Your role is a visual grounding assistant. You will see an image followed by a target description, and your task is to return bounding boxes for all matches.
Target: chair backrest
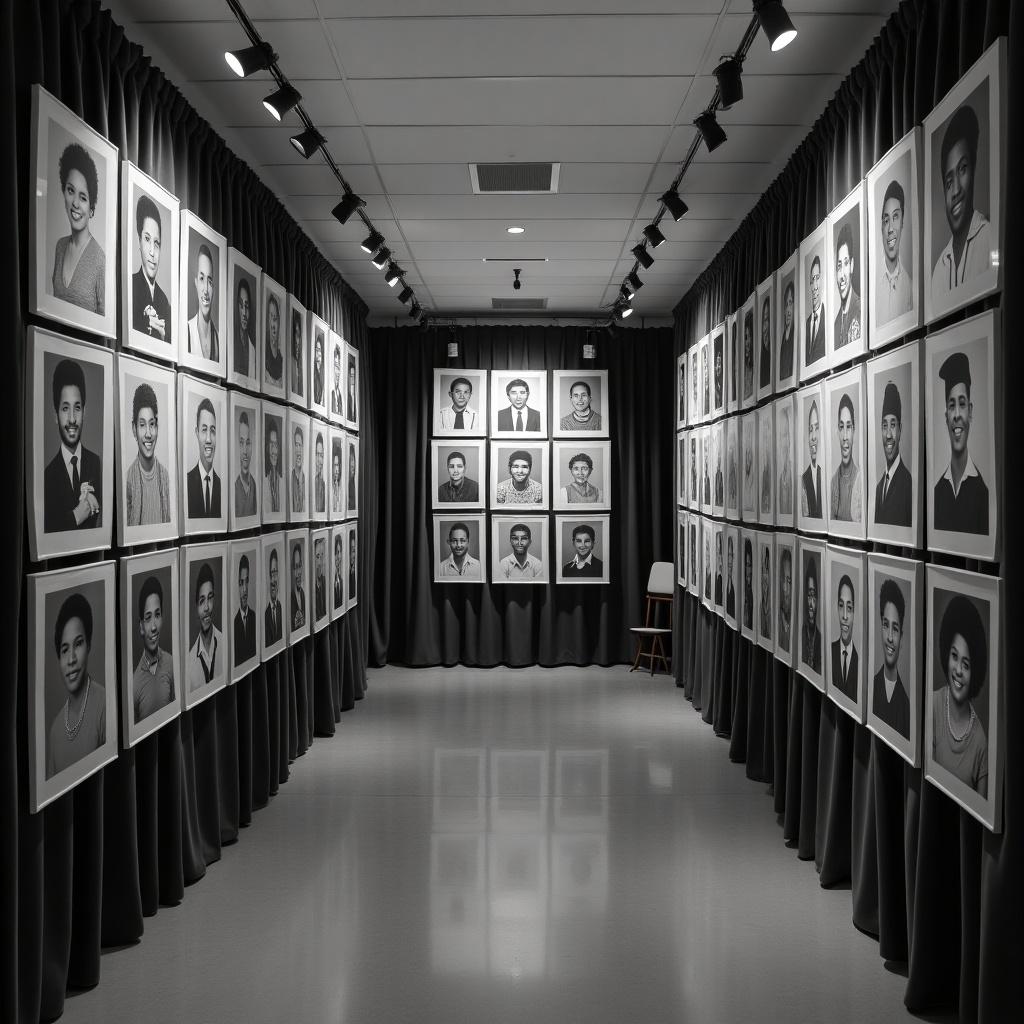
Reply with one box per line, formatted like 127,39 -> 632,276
647,561 -> 674,596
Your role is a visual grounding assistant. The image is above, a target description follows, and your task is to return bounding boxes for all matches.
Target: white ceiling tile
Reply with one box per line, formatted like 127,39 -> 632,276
231,126 -> 373,164
666,123 -> 808,164
272,164 -> 384,196
106,0 -> 318,20
398,220 -> 634,243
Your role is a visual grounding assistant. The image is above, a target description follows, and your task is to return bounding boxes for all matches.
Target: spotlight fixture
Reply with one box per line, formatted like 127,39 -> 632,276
289,126 -> 325,159
409,301 -> 422,319
331,191 -> 365,225
621,303 -> 634,319
627,271 -> 644,295
659,187 -> 689,222
360,230 -> 385,255
385,264 -> 403,287
398,285 -> 414,304
620,283 -> 633,302
225,42 -> 276,78
513,268 -> 522,291
614,298 -> 633,320
643,223 -> 666,248
713,57 -> 744,109
694,110 -> 727,153
632,244 -> 654,270
263,82 -> 302,121
371,246 -> 391,269
754,0 -> 798,51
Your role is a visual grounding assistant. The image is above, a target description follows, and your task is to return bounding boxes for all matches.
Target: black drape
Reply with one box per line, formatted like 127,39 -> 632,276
4,3 -> 370,1022
673,1 -> 1022,1021
364,324 -> 675,667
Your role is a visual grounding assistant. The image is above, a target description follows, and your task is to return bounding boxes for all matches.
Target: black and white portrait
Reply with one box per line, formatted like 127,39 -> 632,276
711,421 -> 725,518
116,353 -> 177,547
309,419 -> 329,524
556,515 -> 610,585
739,530 -> 755,641
713,522 -> 725,614
698,425 -> 712,516
688,517 -> 699,593
311,528 -> 331,632
433,514 -> 485,583
824,365 -> 866,541
757,404 -> 775,527
867,128 -> 922,348
724,525 -> 739,630
346,435 -> 359,519
925,565 -> 1002,831
726,311 -> 740,415
490,442 -> 549,510
433,369 -> 488,437
228,392 -> 260,532
677,510 -> 687,589
227,248 -> 260,389
756,274 -> 774,403
740,413 -> 757,522
866,554 -> 922,766
180,543 -> 226,708
308,311 -> 329,420
756,532 -> 774,651
775,535 -> 796,666
30,85 -> 118,340
330,427 -> 346,522
923,39 -> 1005,325
701,516 -> 713,611
700,335 -> 711,421
121,161 -> 179,363
776,250 -> 799,393
490,515 -> 549,584
286,529 -> 310,642
553,370 -> 608,437
27,561 -> 117,813
490,370 -> 548,439
796,382 -> 828,535
345,344 -> 359,431
799,221 -> 830,382
827,183 -> 868,366
711,326 -> 726,418
677,353 -> 687,430
345,523 -> 359,611
328,331 -> 346,426
229,540 -> 261,682
179,210 -> 227,378
725,416 -> 739,521
261,273 -> 287,399
120,549 -> 180,748
796,538 -> 825,691
740,293 -> 756,410
432,440 -> 485,510
866,343 -> 922,548
260,532 -> 287,660
28,328 -> 114,561
178,373 -> 228,536
689,430 -> 699,508
677,432 -> 687,508
825,545 -> 866,722
287,294 -> 307,408
285,409 -> 310,524
331,524 -> 347,619
552,440 -> 610,511
924,310 -> 999,561
261,401 -> 287,526
774,394 -> 795,529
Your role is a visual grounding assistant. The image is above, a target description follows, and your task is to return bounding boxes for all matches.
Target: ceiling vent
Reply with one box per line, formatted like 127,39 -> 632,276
470,162 -> 560,194
492,297 -> 548,310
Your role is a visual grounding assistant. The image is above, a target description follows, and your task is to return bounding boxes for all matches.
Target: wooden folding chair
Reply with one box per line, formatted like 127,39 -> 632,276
629,561 -> 674,675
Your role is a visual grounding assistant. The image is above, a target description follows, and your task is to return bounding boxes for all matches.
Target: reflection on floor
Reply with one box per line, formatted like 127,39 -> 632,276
61,666 -> 920,1024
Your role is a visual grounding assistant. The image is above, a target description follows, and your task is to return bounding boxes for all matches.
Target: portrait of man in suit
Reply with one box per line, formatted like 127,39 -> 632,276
777,546 -> 792,652
264,547 -> 282,645
331,344 -> 343,417
264,417 -> 281,515
874,380 -> 912,526
561,523 -> 603,579
830,574 -> 859,701
233,553 -> 256,667
290,425 -> 305,515
872,578 -> 910,739
759,294 -> 772,390
833,222 -> 862,351
290,541 -> 306,631
440,376 -> 478,431
713,338 -> 724,409
233,275 -> 255,380
44,358 -> 103,533
725,535 -> 736,618
131,193 -> 170,343
347,354 -> 358,425
801,555 -> 822,674
314,538 -> 327,621
497,378 -> 541,432
313,432 -> 326,514
759,545 -> 772,641
348,530 -> 357,598
186,397 -> 220,519
312,330 -> 324,407
805,254 -> 825,368
800,398 -> 823,519
714,533 -> 723,606
742,538 -> 753,630
333,534 -> 345,609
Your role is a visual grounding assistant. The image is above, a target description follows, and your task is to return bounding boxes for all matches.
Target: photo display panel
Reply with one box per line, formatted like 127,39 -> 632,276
490,369 -> 548,439
555,514 -> 610,585
226,247 -> 261,389
180,542 -> 227,708
260,272 -> 287,399
799,219 -> 830,383
433,369 -> 488,437
775,250 -> 799,393
178,210 -> 227,378
825,545 -> 867,723
228,390 -> 261,532
434,514 -> 486,583
178,373 -> 228,537
755,274 -> 775,403
432,440 -> 486,511
552,369 -> 608,437
827,182 -> 869,368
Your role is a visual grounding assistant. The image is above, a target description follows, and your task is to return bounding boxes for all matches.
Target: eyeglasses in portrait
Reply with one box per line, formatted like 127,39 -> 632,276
739,529 -> 755,641
329,427 -> 347,522
121,161 -> 179,364
116,353 -> 178,547
345,523 -> 359,612
286,293 -> 308,409
285,409 -> 310,525
228,393 -> 261,532
824,364 -> 867,542
178,210 -> 227,379
308,311 -> 330,420
330,524 -> 348,619
178,373 -> 228,537
226,248 -> 261,389
490,369 -> 549,439
261,401 -> 287,526
924,565 -> 1002,831
552,369 -> 608,438
229,540 -> 261,682
490,441 -> 549,511
180,543 -> 227,708
490,515 -> 549,585
27,561 -> 118,813
799,220 -> 830,384
775,250 -> 799,393
755,532 -> 774,649
740,412 -> 758,523
432,440 -> 485,511
345,344 -> 359,431
774,534 -> 796,664
346,434 -> 359,520
757,403 -> 775,527
310,528 -> 331,632
756,273 -> 775,403
923,39 -> 1005,325
723,525 -> 739,630
774,394 -> 796,530
29,85 -> 117,340
309,419 -> 329,524
433,369 -> 488,437
796,537 -> 825,691
433,514 -> 486,584
552,440 -> 610,511
824,545 -> 866,722
328,331 -> 346,426
555,514 -> 610,585
27,327 -> 113,561
826,182 -> 868,368
796,381 -> 829,536
260,532 -> 287,660
260,272 -> 287,399
285,529 -> 310,642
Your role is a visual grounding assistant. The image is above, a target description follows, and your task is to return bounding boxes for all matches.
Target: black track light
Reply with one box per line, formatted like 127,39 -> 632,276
627,271 -> 644,295
513,268 -> 522,291
225,42 -> 276,78
360,230 -> 385,255
620,302 -> 634,319
385,264 -> 403,287
754,1 -> 798,52
694,110 -> 727,153
419,313 -> 431,329
643,223 -> 666,248
632,244 -> 654,270
660,188 -> 689,222
371,246 -> 391,269
263,83 -> 302,121
409,301 -> 421,319
331,191 -> 365,225
398,285 -> 414,304
620,283 -> 633,302
713,57 -> 744,109
289,126 -> 325,159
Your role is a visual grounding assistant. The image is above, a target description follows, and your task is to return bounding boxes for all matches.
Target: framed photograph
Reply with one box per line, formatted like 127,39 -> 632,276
286,294 -> 308,408
121,161 -> 178,363
755,532 -> 774,650
180,542 -> 227,708
490,441 -> 549,510
740,412 -> 757,523
432,440 -> 485,510
261,401 -> 287,526
824,364 -> 866,541
259,532 -> 287,660
827,182 -> 868,367
925,565 -> 1002,831
228,539 -> 261,682
710,324 -> 726,419
867,553 -> 923,766
711,420 -> 725,518
120,549 -> 180,748
688,515 -> 700,595
552,369 -> 608,436
796,537 -> 826,690
677,510 -> 687,589
774,533 -> 796,665
226,248 -> 260,389
923,38 -> 1005,325
776,250 -> 799,392
328,331 -> 346,425
345,433 -> 359,519
924,310 -> 999,561
30,85 -> 117,339
688,429 -> 700,509
345,522 -> 359,611
796,382 -> 828,535
739,529 -> 755,639
700,516 -> 713,610
866,341 -> 922,548
825,545 -> 866,722
755,273 -> 775,402
178,210 -> 227,378
677,431 -> 687,508
490,515 -> 549,583
178,373 -> 228,537
726,312 -> 740,415
308,418 -> 329,523
433,369 -> 488,437
285,408 -> 310,524
799,219 -> 830,382
676,352 -> 687,430
310,528 -> 331,632
116,352 -> 178,547
723,525 -> 739,630
345,342 -> 360,431
556,514 -> 610,584
27,562 -> 118,813
775,394 -> 796,529
696,335 -> 709,423
329,427 -> 347,522
434,514 -> 486,583
307,311 -> 329,419
757,403 -> 775,526
553,440 -> 610,511
260,273 -> 287,398
739,292 -> 757,410
490,369 -> 548,438
27,329 -> 113,561
725,416 -> 739,521
228,391 -> 260,532
712,521 -> 725,614
285,529 -> 310,641
330,524 -> 348,619
867,128 -> 923,348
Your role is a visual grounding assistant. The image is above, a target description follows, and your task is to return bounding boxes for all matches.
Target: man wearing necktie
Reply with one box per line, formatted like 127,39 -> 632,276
186,396 -> 221,520
800,398 -> 823,520
290,425 -> 305,514
830,573 -> 859,702
873,380 -> 912,526
497,378 -> 541,432
804,254 -> 826,369
264,547 -> 283,645
439,376 -> 478,431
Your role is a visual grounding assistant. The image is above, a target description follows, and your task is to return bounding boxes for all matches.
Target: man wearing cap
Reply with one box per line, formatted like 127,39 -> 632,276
497,378 -> 541,432
874,380 -> 912,526
877,179 -> 913,322
934,350 -> 988,534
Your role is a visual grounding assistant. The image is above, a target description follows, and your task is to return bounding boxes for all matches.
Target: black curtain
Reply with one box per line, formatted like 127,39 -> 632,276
673,1 -> 1022,1021
3,3 -> 370,1022
364,323 -> 676,667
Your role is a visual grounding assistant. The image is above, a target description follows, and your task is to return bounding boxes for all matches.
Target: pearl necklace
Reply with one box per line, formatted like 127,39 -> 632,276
945,689 -> 975,744
64,677 -> 91,740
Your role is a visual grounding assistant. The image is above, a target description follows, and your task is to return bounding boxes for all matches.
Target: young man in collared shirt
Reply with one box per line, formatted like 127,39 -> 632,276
437,451 -> 480,503
874,381 -> 912,526
877,180 -> 913,322
132,575 -> 175,722
499,523 -> 544,580
437,522 -> 481,579
187,562 -> 222,693
830,574 -> 859,701
562,524 -> 602,579
829,393 -> 862,522
440,377 -> 478,431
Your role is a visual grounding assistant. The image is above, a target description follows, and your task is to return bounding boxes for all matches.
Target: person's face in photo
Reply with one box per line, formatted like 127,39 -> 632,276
881,598 -> 901,673
570,383 -> 591,414
810,257 -> 822,313
133,401 -> 158,465
882,194 -> 904,265
315,436 -> 324,479
570,459 -> 592,486
238,417 -> 251,477
197,577 -> 214,638
942,137 -> 975,236
315,542 -> 324,581
138,214 -> 161,284
510,458 -> 531,484
836,242 -> 853,306
292,545 -> 303,593
945,381 -> 972,456
267,426 -> 279,471
573,530 -> 594,559
447,456 -> 465,484
946,630 -> 973,709
744,321 -> 752,365
267,297 -> 279,350
837,403 -> 854,467
333,350 -> 341,388
727,539 -> 734,576
510,528 -> 531,558
782,410 -> 791,452
881,407 -> 901,469
333,452 -> 340,485
195,250 -> 214,324
715,351 -> 722,383
58,612 -> 90,697
238,563 -> 249,614
715,537 -> 722,572
349,535 -> 356,570
805,569 -> 818,629
139,590 -> 162,656
761,301 -> 770,344
838,581 -> 854,646
781,555 -> 792,614
237,282 -> 251,337
293,430 -> 303,473
292,315 -> 302,359
334,540 -> 342,577
348,363 -> 356,394
808,403 -> 819,466
196,406 -> 216,473
744,546 -> 752,589
63,167 -> 94,237
268,551 -> 279,602
508,384 -> 529,411
450,381 -> 472,412
784,286 -> 794,332
56,381 -> 84,452
448,527 -> 469,560
315,338 -> 323,375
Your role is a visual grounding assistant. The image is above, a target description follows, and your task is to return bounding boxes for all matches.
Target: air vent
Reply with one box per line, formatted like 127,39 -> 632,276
470,162 -> 560,194
492,297 -> 548,310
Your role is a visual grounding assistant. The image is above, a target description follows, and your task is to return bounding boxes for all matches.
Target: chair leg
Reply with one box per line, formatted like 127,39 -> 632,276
629,637 -> 644,672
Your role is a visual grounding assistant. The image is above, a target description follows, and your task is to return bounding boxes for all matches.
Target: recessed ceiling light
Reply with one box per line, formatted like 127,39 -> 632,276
506,225 -> 525,234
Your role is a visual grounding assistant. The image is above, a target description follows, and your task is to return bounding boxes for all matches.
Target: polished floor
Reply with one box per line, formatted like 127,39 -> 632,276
62,666 -> 920,1024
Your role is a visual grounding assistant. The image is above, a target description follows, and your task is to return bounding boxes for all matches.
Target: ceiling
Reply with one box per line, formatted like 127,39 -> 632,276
101,0 -> 898,323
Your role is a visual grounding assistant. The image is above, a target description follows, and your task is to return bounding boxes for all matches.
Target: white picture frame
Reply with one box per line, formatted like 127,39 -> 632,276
756,403 -> 775,526
739,291 -> 757,410
726,312 -> 740,415
432,440 -> 486,511
286,293 -> 308,409
796,381 -> 829,535
775,250 -> 800,392
330,524 -> 348,619
677,509 -> 687,589
490,515 -> 549,584
552,369 -> 608,437
307,311 -> 329,419
345,433 -> 359,520
308,417 -> 330,524
285,408 -> 310,525
490,441 -> 549,511
710,324 -> 727,419
824,545 -> 867,723
740,412 -> 757,523
260,401 -> 287,527
827,182 -> 869,368
711,420 -> 725,518
260,272 -> 287,399
228,390 -> 261,533
755,532 -> 774,650
226,247 -> 260,389
178,209 -> 227,379
328,330 -> 346,426
345,522 -> 359,611
774,533 -> 796,666
228,539 -> 261,683
260,532 -> 287,660
755,273 -> 775,402
180,542 -> 227,709
723,525 -> 739,630
552,439 -> 610,511
433,369 -> 488,437
700,516 -> 713,610
555,514 -> 610,585
798,219 -> 830,383
344,342 -> 360,431
774,393 -> 796,530
823,363 -> 867,542
688,515 -> 700,595
310,528 -> 331,632
795,537 -> 826,691
329,427 -> 347,522
285,529 -> 310,642
178,373 -> 228,537
676,352 -> 687,430
739,529 -> 755,640
490,369 -> 548,439
725,416 -> 739,521
712,521 -> 725,615
434,514 -> 486,583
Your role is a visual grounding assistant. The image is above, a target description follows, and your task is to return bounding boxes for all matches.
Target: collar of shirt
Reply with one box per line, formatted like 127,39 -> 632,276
941,454 -> 980,496
882,453 -> 902,481
939,210 -> 989,269
141,273 -> 156,300
444,554 -> 478,576
238,472 -> 254,495
882,259 -> 905,289
571,553 -> 593,568
839,638 -> 853,663
61,441 -> 84,485
136,648 -> 163,675
506,554 -> 539,573
197,630 -> 217,667
569,481 -> 596,498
